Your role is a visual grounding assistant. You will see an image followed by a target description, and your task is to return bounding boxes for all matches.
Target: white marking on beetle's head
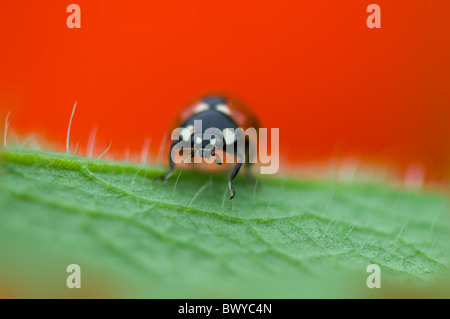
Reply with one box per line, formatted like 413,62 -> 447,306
195,136 -> 202,144
181,125 -> 194,141
223,128 -> 236,145
210,137 -> 216,146
194,102 -> 210,113
216,104 -> 231,115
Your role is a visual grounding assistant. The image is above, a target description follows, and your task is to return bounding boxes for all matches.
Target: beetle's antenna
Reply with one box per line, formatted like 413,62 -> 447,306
4,111 -> 11,147
87,126 -> 97,158
141,137 -> 151,164
66,101 -> 77,154
98,139 -> 112,159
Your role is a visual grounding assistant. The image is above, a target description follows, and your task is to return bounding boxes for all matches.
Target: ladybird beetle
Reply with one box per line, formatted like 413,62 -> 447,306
154,94 -> 259,200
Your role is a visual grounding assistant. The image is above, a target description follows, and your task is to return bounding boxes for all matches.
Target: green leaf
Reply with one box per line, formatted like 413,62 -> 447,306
0,148 -> 449,298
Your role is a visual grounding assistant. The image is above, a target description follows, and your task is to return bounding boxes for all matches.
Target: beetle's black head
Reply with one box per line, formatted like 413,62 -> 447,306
177,108 -> 239,159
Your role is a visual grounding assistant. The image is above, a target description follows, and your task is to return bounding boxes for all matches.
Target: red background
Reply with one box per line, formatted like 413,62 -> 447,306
1,1 -> 449,183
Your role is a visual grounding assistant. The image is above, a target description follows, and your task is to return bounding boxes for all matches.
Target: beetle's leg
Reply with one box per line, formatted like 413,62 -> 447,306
244,137 -> 255,184
228,161 -> 243,200
153,141 -> 193,182
153,141 -> 176,182
215,151 -> 222,165
228,136 -> 254,199
162,150 -> 194,182
228,145 -> 246,200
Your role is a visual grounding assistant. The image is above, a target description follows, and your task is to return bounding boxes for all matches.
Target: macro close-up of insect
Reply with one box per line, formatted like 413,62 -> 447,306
154,94 -> 260,199
1,1 -> 450,302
